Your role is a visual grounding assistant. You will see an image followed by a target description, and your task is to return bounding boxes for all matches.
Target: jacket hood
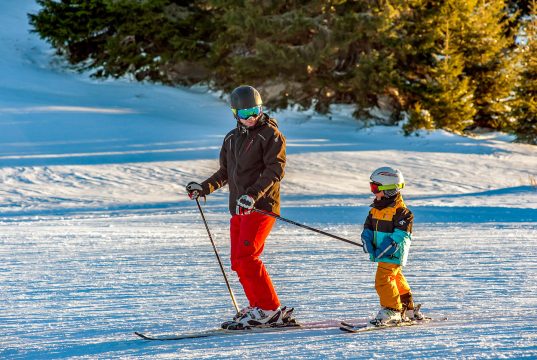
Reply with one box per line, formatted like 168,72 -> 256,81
266,115 -> 278,128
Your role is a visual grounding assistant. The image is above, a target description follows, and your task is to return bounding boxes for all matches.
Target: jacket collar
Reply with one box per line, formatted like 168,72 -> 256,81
236,113 -> 270,134
371,193 -> 403,210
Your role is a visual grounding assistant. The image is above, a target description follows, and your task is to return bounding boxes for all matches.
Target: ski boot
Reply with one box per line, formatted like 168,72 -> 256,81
280,307 -> 299,327
406,304 -> 424,320
222,307 -> 283,330
370,307 -> 402,326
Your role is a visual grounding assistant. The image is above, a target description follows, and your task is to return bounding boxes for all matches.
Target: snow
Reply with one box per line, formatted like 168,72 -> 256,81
1,0 -> 537,358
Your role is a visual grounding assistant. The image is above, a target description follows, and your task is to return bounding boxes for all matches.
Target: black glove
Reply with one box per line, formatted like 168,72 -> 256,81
236,194 -> 255,215
186,182 -> 203,200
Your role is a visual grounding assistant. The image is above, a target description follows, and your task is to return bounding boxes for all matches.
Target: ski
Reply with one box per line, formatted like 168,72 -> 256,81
134,329 -> 223,341
339,316 -> 447,334
135,318 -> 358,341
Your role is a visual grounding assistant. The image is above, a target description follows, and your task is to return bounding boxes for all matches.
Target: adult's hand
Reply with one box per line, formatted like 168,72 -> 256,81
186,182 -> 203,200
236,194 -> 255,215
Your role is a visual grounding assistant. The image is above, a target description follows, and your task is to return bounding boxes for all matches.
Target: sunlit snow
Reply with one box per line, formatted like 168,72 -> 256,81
1,1 -> 536,359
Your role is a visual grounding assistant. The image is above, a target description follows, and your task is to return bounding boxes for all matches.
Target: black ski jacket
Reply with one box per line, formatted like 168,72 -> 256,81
201,114 -> 286,215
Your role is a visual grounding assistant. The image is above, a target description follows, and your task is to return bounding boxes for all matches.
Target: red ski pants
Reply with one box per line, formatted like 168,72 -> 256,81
230,212 -> 280,311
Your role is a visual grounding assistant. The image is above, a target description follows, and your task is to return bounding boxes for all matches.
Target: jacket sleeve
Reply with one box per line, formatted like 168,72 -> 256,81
391,207 -> 413,265
201,136 -> 229,195
362,212 -> 375,261
391,207 -> 413,244
395,208 -> 413,232
245,130 -> 286,201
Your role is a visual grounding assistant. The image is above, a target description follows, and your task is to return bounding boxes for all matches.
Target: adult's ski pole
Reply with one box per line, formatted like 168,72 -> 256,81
195,198 -> 240,314
252,208 -> 363,248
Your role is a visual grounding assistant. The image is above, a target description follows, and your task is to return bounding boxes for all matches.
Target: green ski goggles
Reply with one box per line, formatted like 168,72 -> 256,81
232,105 -> 262,120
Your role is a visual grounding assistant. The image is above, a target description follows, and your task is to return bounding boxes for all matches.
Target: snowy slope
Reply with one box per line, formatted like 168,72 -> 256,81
1,1 -> 537,359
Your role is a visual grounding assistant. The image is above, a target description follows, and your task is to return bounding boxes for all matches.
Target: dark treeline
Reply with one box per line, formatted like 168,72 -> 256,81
30,0 -> 536,143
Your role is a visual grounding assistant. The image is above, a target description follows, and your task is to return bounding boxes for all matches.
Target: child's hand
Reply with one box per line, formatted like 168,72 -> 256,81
374,237 -> 399,259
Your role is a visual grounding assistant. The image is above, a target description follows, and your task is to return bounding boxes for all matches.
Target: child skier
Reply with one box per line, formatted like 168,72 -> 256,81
361,166 -> 423,324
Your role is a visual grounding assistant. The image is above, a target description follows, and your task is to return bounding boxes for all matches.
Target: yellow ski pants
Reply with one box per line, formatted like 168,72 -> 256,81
375,262 -> 411,311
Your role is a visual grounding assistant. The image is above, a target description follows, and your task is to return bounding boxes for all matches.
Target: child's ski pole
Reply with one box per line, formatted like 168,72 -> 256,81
196,198 -> 240,314
252,208 -> 363,248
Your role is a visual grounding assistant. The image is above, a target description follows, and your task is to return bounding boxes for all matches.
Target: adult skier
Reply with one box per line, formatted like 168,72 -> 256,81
361,167 -> 424,324
186,85 -> 288,329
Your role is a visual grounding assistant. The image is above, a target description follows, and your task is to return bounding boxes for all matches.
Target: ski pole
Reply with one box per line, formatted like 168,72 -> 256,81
195,198 -> 240,314
252,208 -> 363,248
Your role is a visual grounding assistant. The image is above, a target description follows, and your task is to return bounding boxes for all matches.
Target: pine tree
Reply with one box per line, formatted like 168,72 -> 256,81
424,0 -> 476,132
208,1 -> 412,114
101,0 -> 220,82
398,0 -> 475,133
512,0 -> 537,144
454,0 -> 517,130
209,0 -> 328,107
388,0 -> 445,128
29,0 -> 113,63
404,102 -> 435,134
402,0 -> 517,133
29,1 -> 221,83
323,1 -> 401,117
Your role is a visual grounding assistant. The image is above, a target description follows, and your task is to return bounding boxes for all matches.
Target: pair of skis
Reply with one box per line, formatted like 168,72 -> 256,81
135,316 -> 445,341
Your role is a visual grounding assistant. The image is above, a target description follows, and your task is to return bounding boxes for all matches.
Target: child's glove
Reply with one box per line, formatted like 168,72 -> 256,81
361,229 -> 375,254
374,236 -> 399,259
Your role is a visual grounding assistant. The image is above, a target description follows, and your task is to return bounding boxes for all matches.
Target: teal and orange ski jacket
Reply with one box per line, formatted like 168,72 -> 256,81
362,193 -> 413,266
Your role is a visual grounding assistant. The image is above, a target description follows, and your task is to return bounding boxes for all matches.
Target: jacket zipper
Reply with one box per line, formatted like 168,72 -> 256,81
243,138 -> 254,153
232,131 -> 253,196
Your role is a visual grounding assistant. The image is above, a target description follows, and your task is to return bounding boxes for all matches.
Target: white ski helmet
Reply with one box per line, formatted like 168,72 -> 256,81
369,166 -> 405,197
